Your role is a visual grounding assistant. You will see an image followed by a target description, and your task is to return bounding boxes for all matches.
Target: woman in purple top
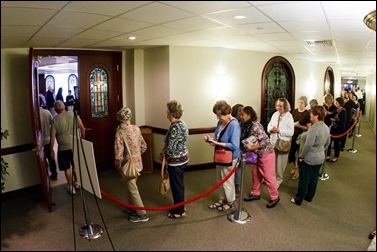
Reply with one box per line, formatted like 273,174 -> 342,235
241,106 -> 280,209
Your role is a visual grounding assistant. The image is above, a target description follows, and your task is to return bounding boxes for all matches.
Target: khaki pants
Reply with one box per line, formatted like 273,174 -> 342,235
126,177 -> 146,216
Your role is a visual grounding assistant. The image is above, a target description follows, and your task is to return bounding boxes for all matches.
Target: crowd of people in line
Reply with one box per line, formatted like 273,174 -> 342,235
36,84 -> 372,250
38,87 -> 365,222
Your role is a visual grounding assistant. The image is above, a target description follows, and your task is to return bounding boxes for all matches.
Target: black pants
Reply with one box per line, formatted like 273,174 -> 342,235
294,160 -> 321,204
43,144 -> 57,177
168,163 -> 187,215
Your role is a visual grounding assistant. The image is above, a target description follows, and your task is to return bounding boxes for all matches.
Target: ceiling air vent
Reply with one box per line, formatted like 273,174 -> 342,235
306,40 -> 334,46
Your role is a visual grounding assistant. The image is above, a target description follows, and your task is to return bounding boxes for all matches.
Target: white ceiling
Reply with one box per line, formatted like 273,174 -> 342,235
1,1 -> 376,79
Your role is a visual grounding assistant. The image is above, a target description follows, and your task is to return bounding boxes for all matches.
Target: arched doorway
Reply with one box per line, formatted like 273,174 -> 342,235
261,56 -> 295,129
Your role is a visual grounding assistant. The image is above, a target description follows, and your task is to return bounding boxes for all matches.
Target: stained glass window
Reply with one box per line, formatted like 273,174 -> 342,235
90,67 -> 109,118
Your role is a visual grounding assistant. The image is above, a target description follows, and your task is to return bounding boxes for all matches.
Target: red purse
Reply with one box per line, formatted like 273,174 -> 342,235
214,147 -> 233,166
213,120 -> 234,166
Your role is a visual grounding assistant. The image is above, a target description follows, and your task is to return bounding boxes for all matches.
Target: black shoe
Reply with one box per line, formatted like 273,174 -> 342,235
244,194 -> 261,202
304,197 -> 312,202
122,208 -> 137,216
49,175 -> 58,180
340,148 -> 344,152
348,133 -> 353,138
266,197 -> 280,208
369,230 -> 376,240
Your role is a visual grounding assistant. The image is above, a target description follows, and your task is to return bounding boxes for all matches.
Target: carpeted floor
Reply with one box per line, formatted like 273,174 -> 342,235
1,118 -> 376,251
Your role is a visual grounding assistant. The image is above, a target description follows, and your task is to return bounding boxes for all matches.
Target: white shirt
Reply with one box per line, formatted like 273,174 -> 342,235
267,111 -> 294,145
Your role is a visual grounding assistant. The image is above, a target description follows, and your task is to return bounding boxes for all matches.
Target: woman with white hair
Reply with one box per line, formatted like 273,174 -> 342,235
267,98 -> 294,189
114,107 -> 148,223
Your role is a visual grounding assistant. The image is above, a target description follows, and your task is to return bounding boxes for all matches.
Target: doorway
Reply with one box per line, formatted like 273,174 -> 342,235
30,50 -> 122,204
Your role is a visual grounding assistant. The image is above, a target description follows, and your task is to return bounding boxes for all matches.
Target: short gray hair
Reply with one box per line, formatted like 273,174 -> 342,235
54,100 -> 65,113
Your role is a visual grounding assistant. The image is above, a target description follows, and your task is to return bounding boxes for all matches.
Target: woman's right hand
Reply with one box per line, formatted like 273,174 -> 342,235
204,134 -> 212,143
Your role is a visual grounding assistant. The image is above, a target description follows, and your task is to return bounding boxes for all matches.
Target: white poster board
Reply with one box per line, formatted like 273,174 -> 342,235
71,136 -> 102,199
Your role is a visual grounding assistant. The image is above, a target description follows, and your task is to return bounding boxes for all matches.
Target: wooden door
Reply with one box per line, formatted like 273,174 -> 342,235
79,52 -> 122,172
29,48 -> 53,212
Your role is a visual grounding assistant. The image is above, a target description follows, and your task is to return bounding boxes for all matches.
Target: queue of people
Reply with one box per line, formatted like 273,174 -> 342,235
42,92 -> 362,224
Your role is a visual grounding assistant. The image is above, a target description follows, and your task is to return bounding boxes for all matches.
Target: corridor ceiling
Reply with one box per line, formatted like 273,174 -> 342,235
1,1 -> 375,79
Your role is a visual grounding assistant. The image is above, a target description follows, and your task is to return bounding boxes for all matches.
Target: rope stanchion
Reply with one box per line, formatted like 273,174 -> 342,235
356,118 -> 362,137
319,151 -> 329,181
347,120 -> 359,153
101,159 -> 241,212
227,154 -> 251,224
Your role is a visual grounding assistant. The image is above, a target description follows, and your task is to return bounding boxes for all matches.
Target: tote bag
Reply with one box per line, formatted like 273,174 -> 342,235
119,130 -> 140,180
159,155 -> 170,195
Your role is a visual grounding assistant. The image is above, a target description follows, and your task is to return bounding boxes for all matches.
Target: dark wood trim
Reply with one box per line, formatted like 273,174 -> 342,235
189,127 -> 216,134
1,143 -> 35,156
153,161 -> 215,172
141,126 -> 215,135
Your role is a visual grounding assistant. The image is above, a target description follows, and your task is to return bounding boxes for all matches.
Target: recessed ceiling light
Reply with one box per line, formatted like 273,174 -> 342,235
233,15 -> 246,20
127,36 -> 136,40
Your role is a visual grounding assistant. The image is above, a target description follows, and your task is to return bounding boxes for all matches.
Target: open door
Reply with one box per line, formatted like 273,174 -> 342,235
29,48 -> 53,212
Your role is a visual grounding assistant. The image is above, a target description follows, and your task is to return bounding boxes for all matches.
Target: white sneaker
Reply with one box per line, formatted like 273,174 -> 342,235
67,186 -> 76,195
74,183 -> 81,190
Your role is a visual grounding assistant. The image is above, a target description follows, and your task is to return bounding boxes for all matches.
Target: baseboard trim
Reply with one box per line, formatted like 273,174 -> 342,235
1,184 -> 42,200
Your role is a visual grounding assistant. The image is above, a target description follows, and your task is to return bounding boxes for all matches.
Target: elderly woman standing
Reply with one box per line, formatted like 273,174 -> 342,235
267,98 -> 294,189
114,107 -> 148,223
161,100 -> 189,219
288,96 -> 311,180
291,105 -> 330,205
204,100 -> 240,211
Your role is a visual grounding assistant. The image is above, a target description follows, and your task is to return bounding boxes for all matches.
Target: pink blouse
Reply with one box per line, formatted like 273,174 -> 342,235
114,123 -> 147,172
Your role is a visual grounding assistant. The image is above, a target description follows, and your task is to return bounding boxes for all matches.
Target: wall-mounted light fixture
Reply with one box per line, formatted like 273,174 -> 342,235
364,10 -> 376,31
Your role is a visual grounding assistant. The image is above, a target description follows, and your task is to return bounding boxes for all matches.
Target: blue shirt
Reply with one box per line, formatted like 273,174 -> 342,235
214,119 -> 240,160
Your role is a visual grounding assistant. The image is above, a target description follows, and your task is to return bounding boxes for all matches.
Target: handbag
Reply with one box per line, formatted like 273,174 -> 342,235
213,120 -> 234,166
275,138 -> 291,153
159,155 -> 170,195
214,146 -> 233,166
119,130 -> 140,180
274,114 -> 291,154
244,151 -> 258,164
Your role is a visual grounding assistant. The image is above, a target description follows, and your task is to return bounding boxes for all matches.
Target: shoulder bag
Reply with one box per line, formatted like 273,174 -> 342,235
118,130 -> 140,180
244,151 -> 258,164
213,119 -> 234,166
274,114 -> 291,153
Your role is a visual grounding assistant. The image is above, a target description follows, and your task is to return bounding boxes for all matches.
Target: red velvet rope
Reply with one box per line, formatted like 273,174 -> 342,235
330,118 -> 358,139
100,158 -> 241,211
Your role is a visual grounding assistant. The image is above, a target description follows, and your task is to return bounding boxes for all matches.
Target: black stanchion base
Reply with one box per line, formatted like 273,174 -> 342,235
347,149 -> 357,153
227,209 -> 251,224
79,223 -> 103,240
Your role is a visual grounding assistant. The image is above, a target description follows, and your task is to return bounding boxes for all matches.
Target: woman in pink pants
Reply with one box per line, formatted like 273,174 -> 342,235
240,106 -> 280,209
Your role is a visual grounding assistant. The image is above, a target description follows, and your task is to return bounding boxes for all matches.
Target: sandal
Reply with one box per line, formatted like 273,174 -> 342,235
217,203 -> 234,211
209,201 -> 223,209
167,212 -> 186,219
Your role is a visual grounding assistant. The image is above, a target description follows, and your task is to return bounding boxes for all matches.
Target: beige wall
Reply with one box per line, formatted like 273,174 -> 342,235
1,46 -> 375,193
